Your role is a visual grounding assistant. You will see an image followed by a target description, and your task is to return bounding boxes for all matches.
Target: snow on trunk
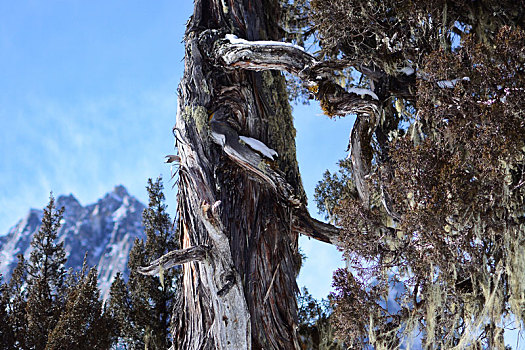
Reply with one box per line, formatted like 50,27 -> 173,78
239,136 -> 278,160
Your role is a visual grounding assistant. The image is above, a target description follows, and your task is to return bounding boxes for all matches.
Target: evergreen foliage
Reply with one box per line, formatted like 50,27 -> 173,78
107,272 -> 135,347
297,288 -> 342,350
46,266 -> 112,350
0,184 -> 177,349
0,195 -> 110,350
0,273 -> 15,349
108,177 -> 179,349
0,2 -> 522,348
310,0 -> 525,74
25,194 -> 68,350
6,255 -> 29,349
27,195 -> 67,287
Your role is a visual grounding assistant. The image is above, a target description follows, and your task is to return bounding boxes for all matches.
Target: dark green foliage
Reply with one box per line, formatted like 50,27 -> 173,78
0,195 -> 110,349
311,0 -> 525,73
279,0 -> 312,47
142,177 -> 179,266
25,194 -> 68,350
5,255 -> 29,349
297,288 -> 343,350
108,177 -> 179,349
26,277 -> 56,349
27,195 -> 67,286
107,272 -> 135,347
314,159 -> 356,222
0,274 -> 15,349
0,183 -> 176,349
46,267 -> 113,350
121,240 -> 152,349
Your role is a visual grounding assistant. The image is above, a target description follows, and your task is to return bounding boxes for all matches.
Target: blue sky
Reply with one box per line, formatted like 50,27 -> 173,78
0,1 -> 352,300
2,4 -> 523,347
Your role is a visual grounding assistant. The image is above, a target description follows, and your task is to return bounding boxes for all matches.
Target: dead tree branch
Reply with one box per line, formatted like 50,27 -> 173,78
216,35 -> 380,117
210,120 -> 301,207
137,245 -> 211,276
292,206 -> 341,246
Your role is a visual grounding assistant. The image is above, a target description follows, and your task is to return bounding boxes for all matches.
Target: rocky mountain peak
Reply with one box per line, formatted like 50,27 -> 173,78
0,186 -> 146,300
56,193 -> 80,208
56,194 -> 83,220
112,184 -> 129,199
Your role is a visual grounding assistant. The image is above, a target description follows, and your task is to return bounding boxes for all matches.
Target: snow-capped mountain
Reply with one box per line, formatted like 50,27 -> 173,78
0,185 -> 146,299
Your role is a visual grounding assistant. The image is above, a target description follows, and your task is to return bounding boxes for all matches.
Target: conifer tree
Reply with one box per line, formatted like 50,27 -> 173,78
2,197 -> 115,350
130,0 -> 523,347
109,177 -> 178,349
107,272 -> 135,348
297,288 -> 342,350
5,255 -> 28,349
137,1 -> 339,346
307,1 -> 525,347
46,267 -> 112,350
0,273 -> 15,349
25,194 -> 67,350
110,240 -> 149,349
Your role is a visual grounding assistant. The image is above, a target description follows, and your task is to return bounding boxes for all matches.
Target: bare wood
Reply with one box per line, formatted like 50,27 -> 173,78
216,36 -> 380,117
171,1 -> 304,348
350,116 -> 374,208
210,120 -> 301,207
217,37 -> 314,77
217,34 -> 409,221
215,33 -> 410,230
292,206 -> 341,246
217,36 -> 359,80
263,262 -> 281,303
175,118 -> 253,349
210,119 -> 342,246
137,245 -> 210,276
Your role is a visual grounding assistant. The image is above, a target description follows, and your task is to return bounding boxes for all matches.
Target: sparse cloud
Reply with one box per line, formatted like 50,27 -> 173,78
0,86 -> 179,234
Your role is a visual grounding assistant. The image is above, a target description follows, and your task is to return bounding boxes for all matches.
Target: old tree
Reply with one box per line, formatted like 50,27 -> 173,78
139,0 -> 525,349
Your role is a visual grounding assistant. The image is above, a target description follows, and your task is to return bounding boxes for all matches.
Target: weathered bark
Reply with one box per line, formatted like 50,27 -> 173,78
138,1 -> 385,348
216,35 -> 380,116
349,115 -> 374,208
170,1 -> 305,349
292,205 -> 342,246
137,245 -> 210,276
215,31 -> 385,215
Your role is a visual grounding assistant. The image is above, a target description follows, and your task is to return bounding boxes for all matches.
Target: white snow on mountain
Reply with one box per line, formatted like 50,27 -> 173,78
0,185 -> 145,300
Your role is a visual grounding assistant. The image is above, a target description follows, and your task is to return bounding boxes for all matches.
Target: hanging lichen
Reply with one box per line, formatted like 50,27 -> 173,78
309,2 -> 525,346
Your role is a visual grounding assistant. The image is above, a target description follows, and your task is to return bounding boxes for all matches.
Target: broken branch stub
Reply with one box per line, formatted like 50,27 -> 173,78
215,34 -> 381,117
137,245 -> 210,276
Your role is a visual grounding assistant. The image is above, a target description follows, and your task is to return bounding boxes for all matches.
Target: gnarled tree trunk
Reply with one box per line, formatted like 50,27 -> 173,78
138,1 -> 349,348
171,1 -> 303,348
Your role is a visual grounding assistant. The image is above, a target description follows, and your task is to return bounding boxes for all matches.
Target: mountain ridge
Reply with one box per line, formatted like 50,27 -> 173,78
0,185 -> 146,299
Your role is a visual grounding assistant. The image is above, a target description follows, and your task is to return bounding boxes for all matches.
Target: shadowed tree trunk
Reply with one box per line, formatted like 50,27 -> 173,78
170,1 -> 303,349
138,1 -> 351,348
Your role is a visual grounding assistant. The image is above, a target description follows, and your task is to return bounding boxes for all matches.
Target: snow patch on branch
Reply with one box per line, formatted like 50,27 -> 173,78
398,66 -> 415,76
347,88 -> 379,100
211,132 -> 226,147
437,77 -> 470,89
239,136 -> 278,160
225,34 -> 305,52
